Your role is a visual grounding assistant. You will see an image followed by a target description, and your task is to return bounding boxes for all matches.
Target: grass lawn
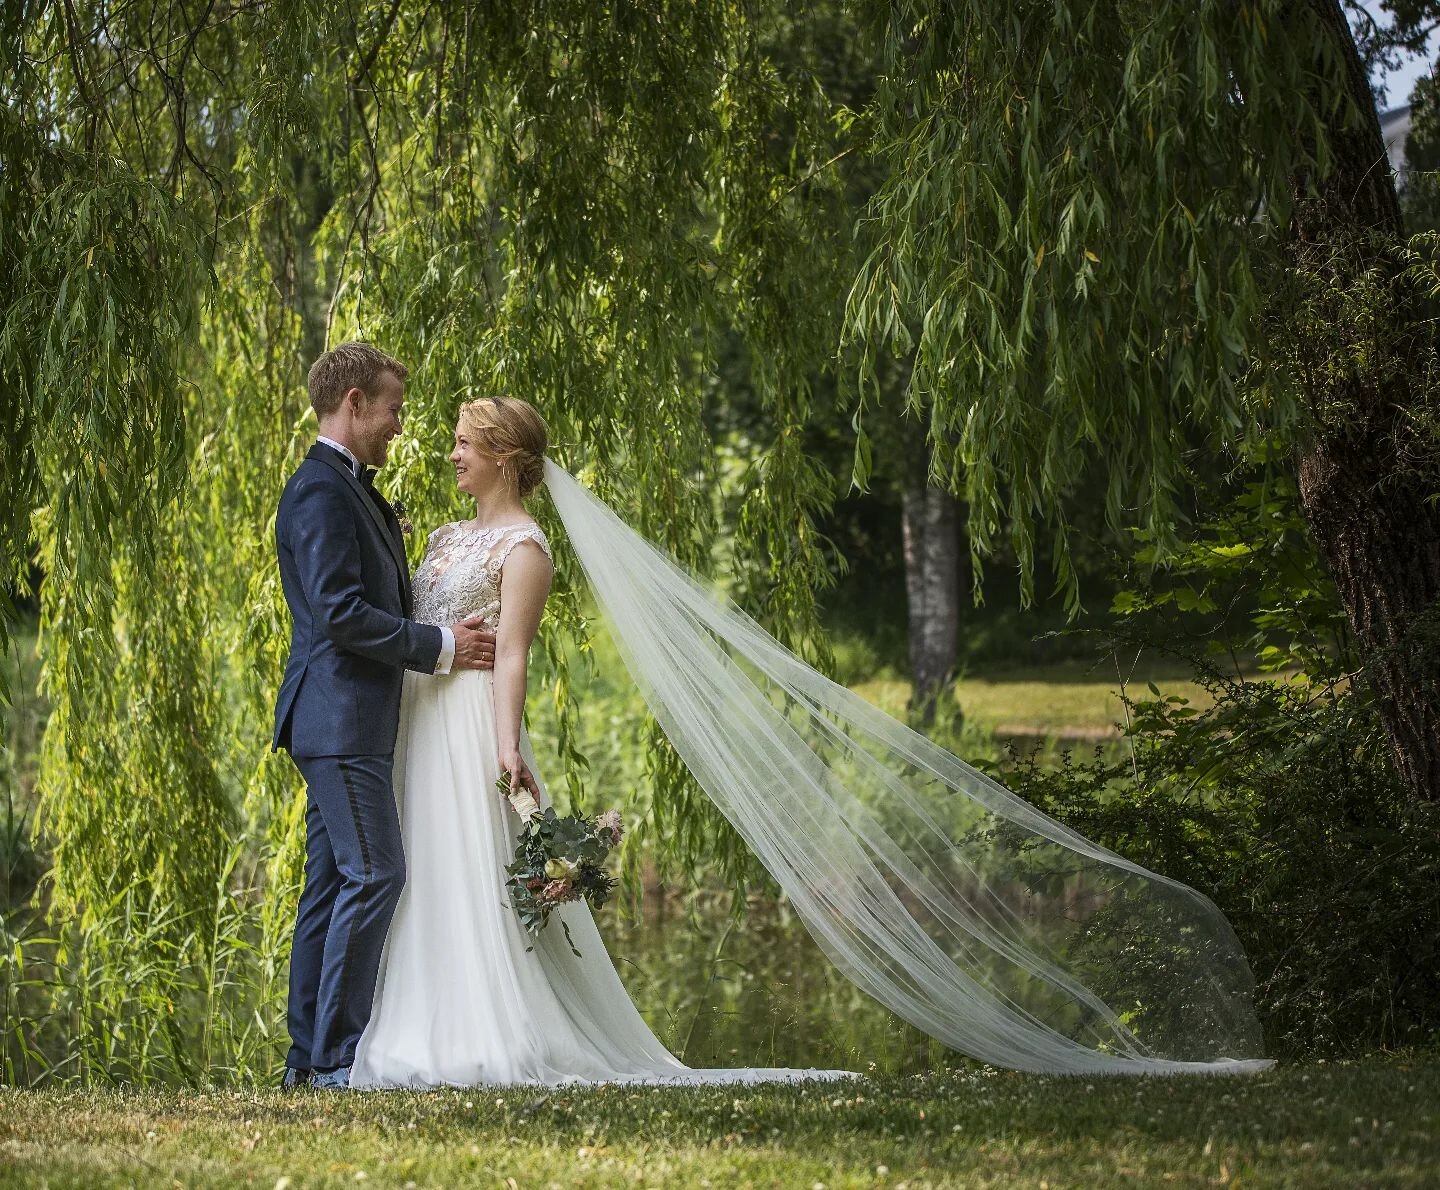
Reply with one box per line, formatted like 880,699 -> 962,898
850,658 -> 1249,739
2,1053 -> 1436,1188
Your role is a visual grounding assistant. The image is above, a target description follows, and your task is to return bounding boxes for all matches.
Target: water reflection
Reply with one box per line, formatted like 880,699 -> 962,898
602,892 -> 964,1075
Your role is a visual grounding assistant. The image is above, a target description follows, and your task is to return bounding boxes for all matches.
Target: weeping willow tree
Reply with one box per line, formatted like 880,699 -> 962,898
0,0 -> 858,1082
2,0 -> 1438,1082
845,0 -> 1440,799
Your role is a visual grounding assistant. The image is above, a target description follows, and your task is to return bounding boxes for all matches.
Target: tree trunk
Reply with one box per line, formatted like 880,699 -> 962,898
1296,446 -> 1440,797
1286,0 -> 1440,801
901,446 -> 963,727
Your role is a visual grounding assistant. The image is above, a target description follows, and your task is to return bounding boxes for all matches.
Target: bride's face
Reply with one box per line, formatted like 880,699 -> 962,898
450,422 -> 496,497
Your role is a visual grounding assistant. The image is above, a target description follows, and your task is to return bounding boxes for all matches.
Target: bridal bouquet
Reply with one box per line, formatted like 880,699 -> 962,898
498,774 -> 624,956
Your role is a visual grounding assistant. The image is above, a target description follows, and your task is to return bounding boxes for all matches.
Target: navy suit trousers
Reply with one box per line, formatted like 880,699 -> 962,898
286,753 -> 405,1072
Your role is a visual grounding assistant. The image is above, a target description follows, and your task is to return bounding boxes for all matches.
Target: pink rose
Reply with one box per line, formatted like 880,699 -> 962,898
596,809 -> 624,845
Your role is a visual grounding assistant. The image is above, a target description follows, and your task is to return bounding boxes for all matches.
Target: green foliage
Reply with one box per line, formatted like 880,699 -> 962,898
1260,226 -> 1440,476
0,834 -> 292,1087
1003,671 -> 1440,1057
1389,1 -> 1440,231
2,1 -> 1432,1085
1109,450 -> 1354,681
844,1 -> 1337,606
995,462 -> 1439,1055
960,448 -> 1440,1055
0,3 -> 861,967
0,636 -> 44,912
0,107 -> 208,676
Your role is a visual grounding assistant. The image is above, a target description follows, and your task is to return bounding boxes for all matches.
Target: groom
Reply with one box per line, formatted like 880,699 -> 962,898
272,342 -> 495,1090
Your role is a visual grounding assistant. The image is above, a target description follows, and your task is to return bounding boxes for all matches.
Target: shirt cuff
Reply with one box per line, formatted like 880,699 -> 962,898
434,626 -> 456,675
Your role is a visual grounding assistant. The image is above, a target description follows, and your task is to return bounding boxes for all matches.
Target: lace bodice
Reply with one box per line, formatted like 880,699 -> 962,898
411,521 -> 553,628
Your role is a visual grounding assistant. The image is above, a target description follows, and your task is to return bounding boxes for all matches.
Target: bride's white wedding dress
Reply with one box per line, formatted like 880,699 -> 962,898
350,520 -> 857,1090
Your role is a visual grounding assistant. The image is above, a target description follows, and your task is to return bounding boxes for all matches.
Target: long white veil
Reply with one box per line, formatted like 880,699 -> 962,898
543,459 -> 1273,1076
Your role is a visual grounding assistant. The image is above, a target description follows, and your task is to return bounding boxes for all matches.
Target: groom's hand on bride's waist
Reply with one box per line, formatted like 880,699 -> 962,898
450,616 -> 497,670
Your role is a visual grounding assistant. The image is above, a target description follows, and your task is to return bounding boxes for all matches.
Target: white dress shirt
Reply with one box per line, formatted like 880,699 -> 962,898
316,436 -> 455,675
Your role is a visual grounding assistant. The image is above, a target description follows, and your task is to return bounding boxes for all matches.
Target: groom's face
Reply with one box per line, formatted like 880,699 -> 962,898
350,370 -> 406,468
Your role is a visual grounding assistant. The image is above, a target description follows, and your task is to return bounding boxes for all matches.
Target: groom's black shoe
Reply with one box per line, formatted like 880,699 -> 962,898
280,1067 -> 312,1091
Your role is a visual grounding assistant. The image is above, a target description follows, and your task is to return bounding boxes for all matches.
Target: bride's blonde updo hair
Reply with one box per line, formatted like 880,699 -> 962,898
457,395 -> 549,498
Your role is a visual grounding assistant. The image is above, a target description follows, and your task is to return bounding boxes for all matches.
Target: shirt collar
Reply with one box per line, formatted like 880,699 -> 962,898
317,435 -> 362,475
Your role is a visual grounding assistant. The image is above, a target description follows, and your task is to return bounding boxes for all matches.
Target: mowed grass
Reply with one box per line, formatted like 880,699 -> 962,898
2,1053 -> 1436,1188
851,658 -> 1239,738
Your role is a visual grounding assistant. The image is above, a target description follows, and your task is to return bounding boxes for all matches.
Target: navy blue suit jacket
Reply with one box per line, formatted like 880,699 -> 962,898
273,443 -> 443,757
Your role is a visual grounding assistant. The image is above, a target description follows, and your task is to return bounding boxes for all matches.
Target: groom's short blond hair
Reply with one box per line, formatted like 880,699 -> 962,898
308,341 -> 409,418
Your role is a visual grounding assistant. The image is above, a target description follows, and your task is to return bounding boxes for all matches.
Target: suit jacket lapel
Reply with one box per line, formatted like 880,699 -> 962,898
307,445 -> 410,601
383,505 -> 414,611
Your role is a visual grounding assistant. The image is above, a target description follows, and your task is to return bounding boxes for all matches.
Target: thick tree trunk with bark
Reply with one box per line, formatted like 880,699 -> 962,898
901,442 -> 963,727
1296,444 -> 1440,797
1286,0 -> 1440,801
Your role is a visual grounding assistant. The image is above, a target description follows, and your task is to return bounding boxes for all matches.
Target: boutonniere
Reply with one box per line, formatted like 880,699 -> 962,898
390,498 -> 414,536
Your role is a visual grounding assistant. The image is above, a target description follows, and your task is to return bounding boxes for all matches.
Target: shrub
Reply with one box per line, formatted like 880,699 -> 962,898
998,663 -> 1440,1058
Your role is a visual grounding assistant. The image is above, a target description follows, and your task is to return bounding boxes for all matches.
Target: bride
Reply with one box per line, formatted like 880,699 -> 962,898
351,397 -> 853,1088
353,395 -> 1274,1089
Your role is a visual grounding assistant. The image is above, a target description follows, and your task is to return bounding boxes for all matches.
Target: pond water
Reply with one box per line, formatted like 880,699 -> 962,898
599,892 -> 964,1077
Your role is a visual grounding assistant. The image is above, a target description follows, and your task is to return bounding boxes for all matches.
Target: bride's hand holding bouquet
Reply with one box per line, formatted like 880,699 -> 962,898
498,747 -> 543,817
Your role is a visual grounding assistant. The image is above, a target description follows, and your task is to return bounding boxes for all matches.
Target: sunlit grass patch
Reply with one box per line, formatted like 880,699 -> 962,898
851,658 -> 1239,737
1,1053 -> 1436,1188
